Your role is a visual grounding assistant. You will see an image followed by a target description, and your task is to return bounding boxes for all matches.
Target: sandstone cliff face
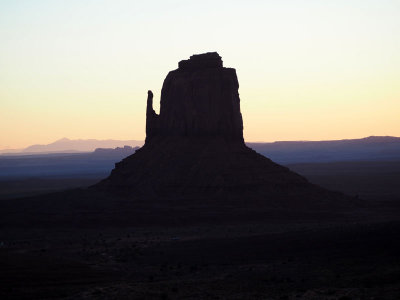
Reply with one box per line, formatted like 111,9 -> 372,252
146,52 -> 243,142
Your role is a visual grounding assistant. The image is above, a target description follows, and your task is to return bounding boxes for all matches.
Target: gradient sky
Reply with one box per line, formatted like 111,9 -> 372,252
1,0 -> 399,149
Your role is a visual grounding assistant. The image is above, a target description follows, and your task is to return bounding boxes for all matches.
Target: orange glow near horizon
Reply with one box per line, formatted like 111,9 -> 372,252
1,1 -> 399,149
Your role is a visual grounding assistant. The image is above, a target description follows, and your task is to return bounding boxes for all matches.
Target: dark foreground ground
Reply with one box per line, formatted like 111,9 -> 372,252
1,196 -> 400,300
2,160 -> 399,200
1,160 -> 400,299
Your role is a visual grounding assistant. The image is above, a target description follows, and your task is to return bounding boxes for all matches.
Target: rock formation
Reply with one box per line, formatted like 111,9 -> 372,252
96,52 -> 345,205
145,52 -> 243,142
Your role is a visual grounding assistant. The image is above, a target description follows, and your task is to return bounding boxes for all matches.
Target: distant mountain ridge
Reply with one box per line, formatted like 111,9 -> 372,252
0,138 -> 144,154
247,136 -> 400,164
1,136 -> 400,162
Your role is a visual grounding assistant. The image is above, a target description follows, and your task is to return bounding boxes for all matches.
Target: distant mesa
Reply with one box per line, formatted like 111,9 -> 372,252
19,138 -> 144,154
93,145 -> 139,155
96,52 -> 347,205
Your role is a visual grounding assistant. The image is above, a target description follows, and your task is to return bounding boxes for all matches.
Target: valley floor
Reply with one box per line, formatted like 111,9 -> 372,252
1,159 -> 399,299
1,204 -> 400,299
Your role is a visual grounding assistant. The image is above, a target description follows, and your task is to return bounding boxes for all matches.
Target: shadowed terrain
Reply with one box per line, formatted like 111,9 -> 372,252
1,53 -> 399,299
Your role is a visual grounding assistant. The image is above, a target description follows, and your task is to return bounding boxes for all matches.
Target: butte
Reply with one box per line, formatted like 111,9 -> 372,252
95,52 -> 347,207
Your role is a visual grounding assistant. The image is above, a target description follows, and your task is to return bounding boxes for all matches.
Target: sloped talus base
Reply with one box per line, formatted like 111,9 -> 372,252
95,137 -> 347,207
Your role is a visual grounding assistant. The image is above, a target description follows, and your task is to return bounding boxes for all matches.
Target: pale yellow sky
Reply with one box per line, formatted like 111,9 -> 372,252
1,0 -> 399,149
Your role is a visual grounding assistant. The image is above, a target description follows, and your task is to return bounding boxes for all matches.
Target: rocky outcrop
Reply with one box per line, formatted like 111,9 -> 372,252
146,52 -> 243,142
145,90 -> 159,140
178,52 -> 223,70
96,53 -> 347,206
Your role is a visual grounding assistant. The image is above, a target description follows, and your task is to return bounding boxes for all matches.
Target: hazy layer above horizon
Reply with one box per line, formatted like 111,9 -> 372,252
1,135 -> 400,154
1,0 -> 399,149
2,136 -> 400,163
